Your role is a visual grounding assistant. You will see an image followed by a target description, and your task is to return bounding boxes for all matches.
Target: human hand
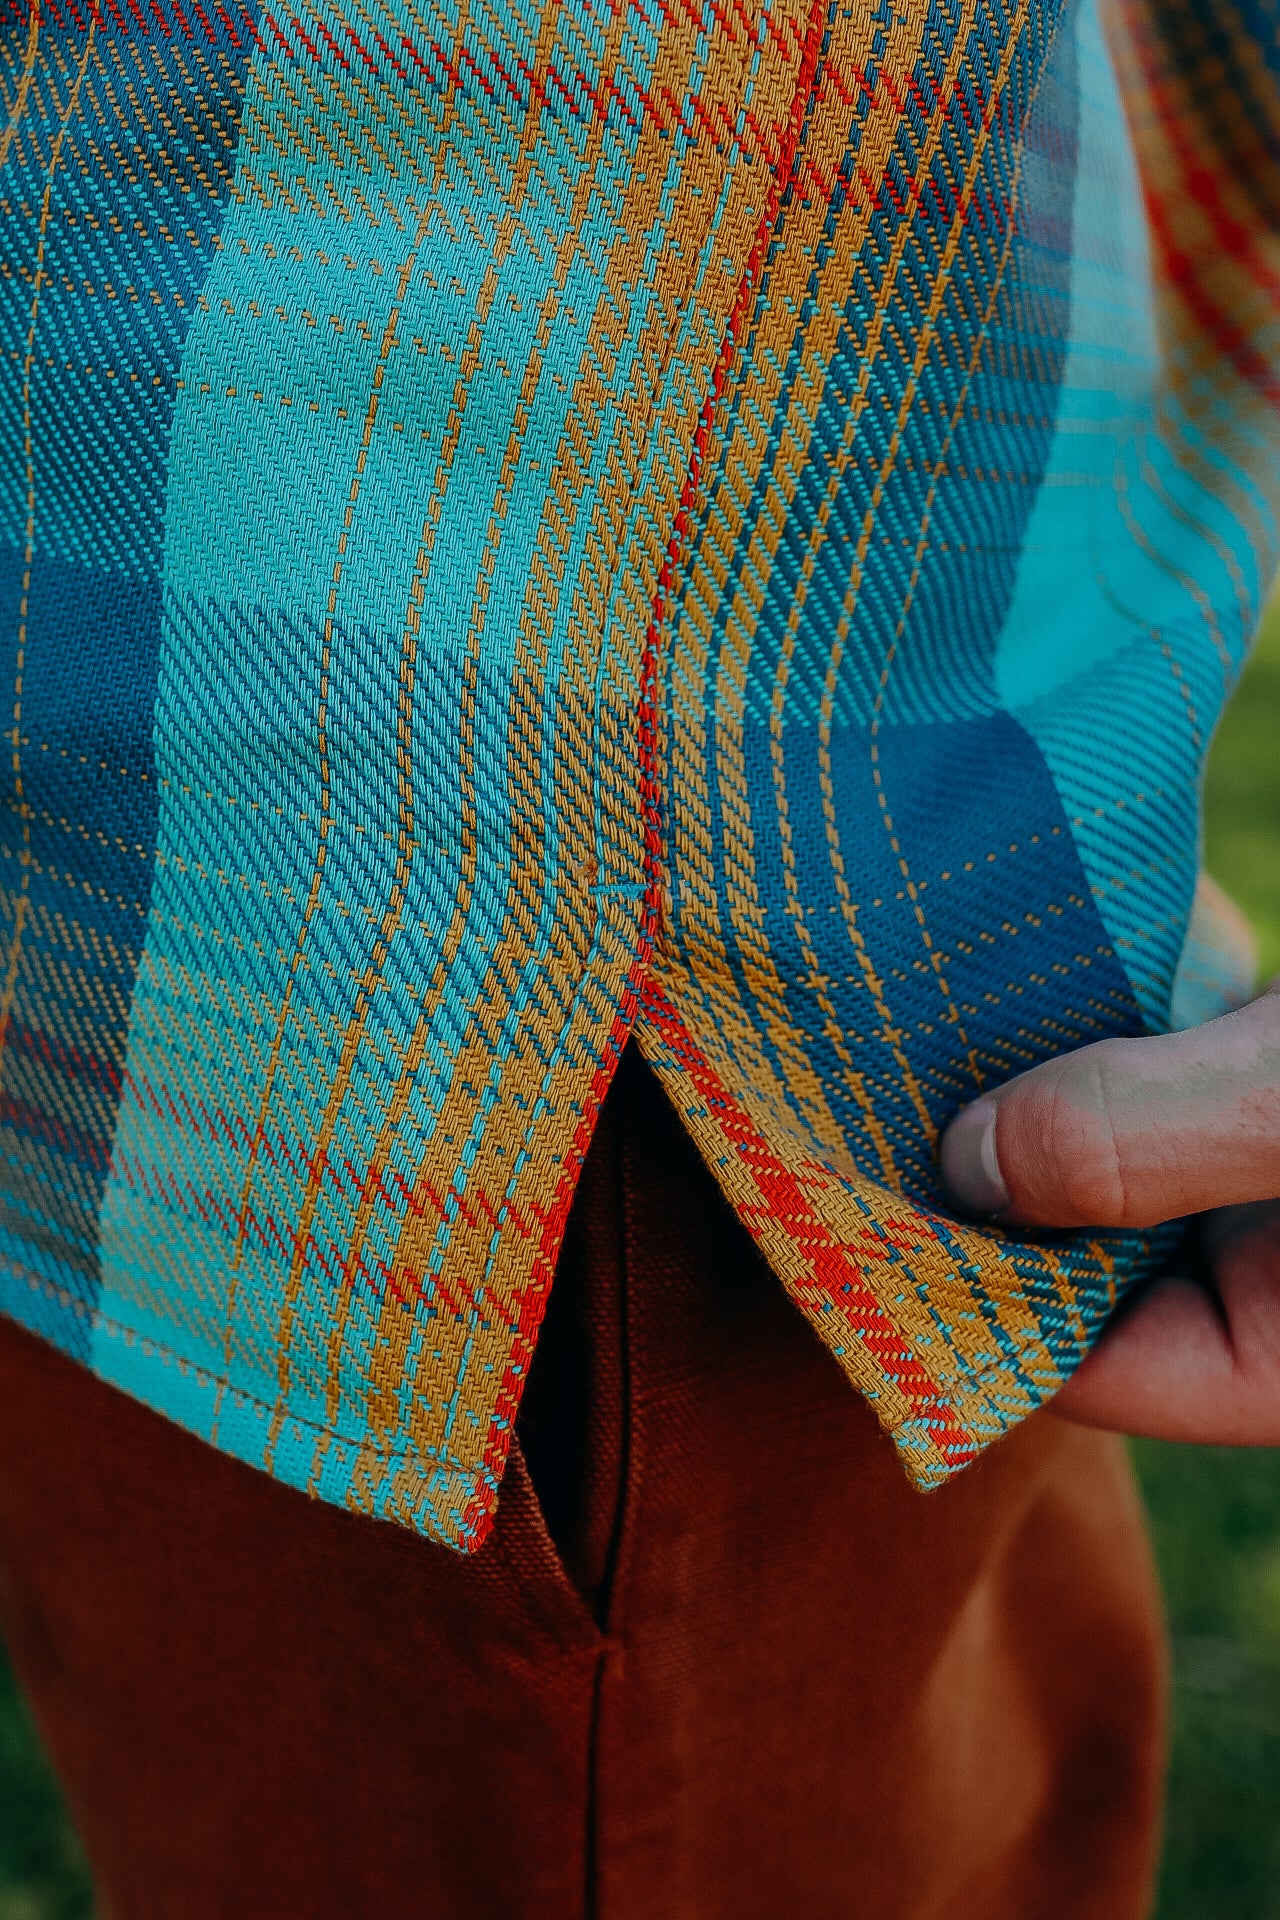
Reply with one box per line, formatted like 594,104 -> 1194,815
939,952 -> 1280,1443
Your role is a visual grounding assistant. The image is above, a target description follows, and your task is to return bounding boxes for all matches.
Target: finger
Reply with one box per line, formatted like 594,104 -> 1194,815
1052,1205 -> 1280,1443
939,990 -> 1280,1228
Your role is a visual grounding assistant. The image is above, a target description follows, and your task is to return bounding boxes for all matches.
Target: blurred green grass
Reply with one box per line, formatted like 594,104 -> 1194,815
1203,600 -> 1280,983
1137,1441 -> 1280,1918
0,1656 -> 91,1919
1135,598 -> 1280,1920
0,612 -> 1279,1916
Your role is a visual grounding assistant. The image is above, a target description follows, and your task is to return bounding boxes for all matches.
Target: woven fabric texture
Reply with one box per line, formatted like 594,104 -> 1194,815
0,1050 -> 1165,1918
0,0 -> 1277,1547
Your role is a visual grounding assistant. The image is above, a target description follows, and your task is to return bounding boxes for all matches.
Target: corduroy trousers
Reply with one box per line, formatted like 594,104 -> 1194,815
0,1046 -> 1167,1919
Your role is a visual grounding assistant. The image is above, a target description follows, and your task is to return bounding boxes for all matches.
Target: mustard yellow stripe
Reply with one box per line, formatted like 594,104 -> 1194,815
0,25 -> 96,1089
254,0 -> 583,1453
641,955 -> 1067,1448
668,0 -> 983,1168
228,216 -> 443,1447
346,9 -> 689,1474
818,0 -> 1042,1135
352,6 -> 794,1492
1138,426 -> 1253,642
1111,445 -> 1233,686
654,1 -> 1077,1427
847,39 -> 1078,1391
652,2 -> 924,1173
0,0 -> 41,177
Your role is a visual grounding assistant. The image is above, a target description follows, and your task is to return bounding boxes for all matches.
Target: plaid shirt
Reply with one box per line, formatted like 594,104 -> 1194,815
0,0 -> 1274,1547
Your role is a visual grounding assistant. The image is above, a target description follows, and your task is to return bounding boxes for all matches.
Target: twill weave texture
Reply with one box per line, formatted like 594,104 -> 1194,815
0,0 -> 1277,1546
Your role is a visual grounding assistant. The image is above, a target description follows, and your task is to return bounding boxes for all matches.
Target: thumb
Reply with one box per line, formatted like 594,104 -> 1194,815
939,986 -> 1280,1229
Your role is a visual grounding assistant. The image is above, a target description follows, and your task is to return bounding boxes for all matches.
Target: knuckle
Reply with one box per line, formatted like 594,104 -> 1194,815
1004,1046 -> 1130,1225
1081,1044 -> 1134,1222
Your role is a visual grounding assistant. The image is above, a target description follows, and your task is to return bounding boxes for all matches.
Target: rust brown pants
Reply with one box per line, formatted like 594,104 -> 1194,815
0,1048 -> 1166,1919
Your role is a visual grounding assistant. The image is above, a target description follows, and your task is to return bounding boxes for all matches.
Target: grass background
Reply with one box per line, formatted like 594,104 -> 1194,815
1135,597 -> 1280,1920
0,610 -> 1279,1916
